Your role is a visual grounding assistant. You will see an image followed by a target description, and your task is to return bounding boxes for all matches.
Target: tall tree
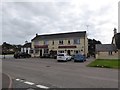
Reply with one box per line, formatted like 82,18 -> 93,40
88,39 -> 102,56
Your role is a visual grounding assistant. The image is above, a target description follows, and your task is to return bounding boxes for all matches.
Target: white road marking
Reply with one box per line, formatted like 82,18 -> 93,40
16,78 -> 20,81
36,85 -> 49,89
26,88 -> 35,90
24,81 -> 35,85
19,79 -> 24,82
15,78 -> 50,89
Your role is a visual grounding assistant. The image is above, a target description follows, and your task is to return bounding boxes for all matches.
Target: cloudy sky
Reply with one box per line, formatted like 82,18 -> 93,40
1,0 -> 119,45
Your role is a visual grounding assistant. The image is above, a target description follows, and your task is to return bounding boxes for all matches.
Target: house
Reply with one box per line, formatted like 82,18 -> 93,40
112,32 -> 120,59
95,44 -> 118,59
96,28 -> 120,59
31,31 -> 88,57
21,41 -> 31,54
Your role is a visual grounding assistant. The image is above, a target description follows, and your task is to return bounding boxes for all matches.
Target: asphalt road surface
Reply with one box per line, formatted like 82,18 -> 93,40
2,58 -> 119,89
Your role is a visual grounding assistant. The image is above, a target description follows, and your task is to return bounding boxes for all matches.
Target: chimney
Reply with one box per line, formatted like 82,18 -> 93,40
25,41 -> 28,44
113,28 -> 117,35
36,33 -> 38,36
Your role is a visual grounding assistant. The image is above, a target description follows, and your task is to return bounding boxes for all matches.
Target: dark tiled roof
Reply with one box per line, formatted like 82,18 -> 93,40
31,31 -> 86,41
23,43 -> 31,48
114,33 -> 120,49
96,44 -> 117,52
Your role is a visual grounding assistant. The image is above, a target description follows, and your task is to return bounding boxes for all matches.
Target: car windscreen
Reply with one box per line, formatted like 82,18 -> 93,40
75,55 -> 83,58
57,54 -> 64,56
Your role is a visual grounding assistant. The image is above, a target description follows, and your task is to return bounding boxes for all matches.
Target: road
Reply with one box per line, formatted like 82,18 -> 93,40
2,57 -> 118,89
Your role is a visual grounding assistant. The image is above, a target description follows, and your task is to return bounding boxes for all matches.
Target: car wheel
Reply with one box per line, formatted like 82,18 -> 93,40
66,58 -> 68,62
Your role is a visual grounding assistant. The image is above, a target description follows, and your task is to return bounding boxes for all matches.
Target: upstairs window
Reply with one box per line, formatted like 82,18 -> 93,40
59,40 -> 63,45
74,39 -> 80,44
52,41 -> 54,45
68,40 -> 70,44
44,40 -> 49,45
34,41 -> 40,45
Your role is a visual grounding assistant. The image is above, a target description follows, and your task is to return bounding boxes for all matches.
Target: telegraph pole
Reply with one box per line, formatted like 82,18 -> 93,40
86,25 -> 89,34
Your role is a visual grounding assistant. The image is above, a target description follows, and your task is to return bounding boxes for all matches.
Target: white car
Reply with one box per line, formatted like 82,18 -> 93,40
57,53 -> 71,62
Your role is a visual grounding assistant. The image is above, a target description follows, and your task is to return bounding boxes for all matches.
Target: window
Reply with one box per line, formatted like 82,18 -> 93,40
35,49 -> 39,54
68,40 -> 70,44
52,41 -> 54,45
76,50 -> 78,54
74,39 -> 80,44
26,50 -> 28,54
58,50 -> 64,53
74,50 -> 79,54
109,51 -> 112,55
44,49 -> 49,53
44,40 -> 49,45
115,50 -> 117,53
34,41 -> 40,45
98,52 -> 100,55
30,50 -> 33,53
59,40 -> 63,45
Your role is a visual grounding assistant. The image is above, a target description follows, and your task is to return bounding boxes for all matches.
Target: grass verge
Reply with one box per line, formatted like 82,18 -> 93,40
87,59 -> 120,69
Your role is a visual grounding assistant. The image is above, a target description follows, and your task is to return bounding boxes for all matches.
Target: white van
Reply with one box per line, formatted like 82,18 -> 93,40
57,53 -> 71,62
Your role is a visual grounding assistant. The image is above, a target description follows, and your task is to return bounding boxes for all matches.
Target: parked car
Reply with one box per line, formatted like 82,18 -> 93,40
70,54 -> 75,60
14,52 -> 31,59
40,53 -> 50,58
50,54 -> 57,59
57,53 -> 71,62
73,54 -> 86,62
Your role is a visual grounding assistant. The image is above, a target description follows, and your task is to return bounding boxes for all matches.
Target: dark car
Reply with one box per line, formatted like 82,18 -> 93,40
70,54 -> 75,60
40,53 -> 57,59
50,54 -> 57,59
14,52 -> 31,59
40,53 -> 50,58
73,54 -> 86,62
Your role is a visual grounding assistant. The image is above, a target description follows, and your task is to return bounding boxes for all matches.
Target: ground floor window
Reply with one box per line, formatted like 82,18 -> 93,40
58,50 -> 64,53
35,49 -> 39,54
44,49 -> 49,53
26,50 -> 28,54
108,51 -> 112,55
30,50 -> 33,54
74,50 -> 81,54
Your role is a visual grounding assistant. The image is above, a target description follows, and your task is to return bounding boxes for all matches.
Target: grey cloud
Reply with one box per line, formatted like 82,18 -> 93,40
1,1 -> 118,44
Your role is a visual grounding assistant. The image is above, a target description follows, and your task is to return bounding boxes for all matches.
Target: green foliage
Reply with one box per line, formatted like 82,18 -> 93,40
2,42 -> 22,55
87,59 -> 120,69
88,39 -> 102,56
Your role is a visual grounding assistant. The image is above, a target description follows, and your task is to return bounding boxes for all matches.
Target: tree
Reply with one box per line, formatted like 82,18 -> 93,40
2,42 -> 22,54
88,39 -> 102,56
